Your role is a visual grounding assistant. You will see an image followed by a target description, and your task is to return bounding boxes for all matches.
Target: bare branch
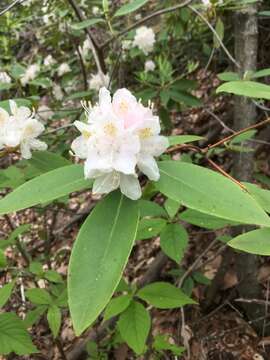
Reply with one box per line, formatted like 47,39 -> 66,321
189,5 -> 240,68
66,0 -> 106,74
0,0 -> 24,17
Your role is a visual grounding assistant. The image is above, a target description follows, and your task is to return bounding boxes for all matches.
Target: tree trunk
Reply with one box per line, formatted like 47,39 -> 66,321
233,4 -> 264,330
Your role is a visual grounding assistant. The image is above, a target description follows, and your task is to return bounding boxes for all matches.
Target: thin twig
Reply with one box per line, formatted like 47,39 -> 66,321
0,0 -> 24,17
178,238 -> 218,288
66,0 -> 106,74
206,158 -> 248,191
188,5 -> 240,68
206,117 -> 270,150
4,215 -> 31,265
75,44 -> 88,91
101,0 -> 193,49
234,298 -> 270,306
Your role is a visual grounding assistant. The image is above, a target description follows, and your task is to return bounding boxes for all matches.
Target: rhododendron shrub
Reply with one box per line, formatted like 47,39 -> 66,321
0,0 -> 269,357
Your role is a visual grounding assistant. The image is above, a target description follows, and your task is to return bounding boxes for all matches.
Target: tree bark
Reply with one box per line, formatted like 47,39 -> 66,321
232,4 -> 264,330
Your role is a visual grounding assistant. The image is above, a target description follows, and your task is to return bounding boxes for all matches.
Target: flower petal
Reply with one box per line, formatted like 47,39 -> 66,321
120,174 -> 142,200
93,171 -> 120,195
137,155 -> 160,181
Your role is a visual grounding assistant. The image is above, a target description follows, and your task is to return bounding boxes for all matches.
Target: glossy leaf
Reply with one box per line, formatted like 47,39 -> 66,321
0,165 -> 92,215
68,191 -> 139,335
114,0 -> 148,17
179,209 -> 239,229
157,161 -> 270,227
229,228 -> 270,255
217,80 -> 270,100
168,135 -> 204,146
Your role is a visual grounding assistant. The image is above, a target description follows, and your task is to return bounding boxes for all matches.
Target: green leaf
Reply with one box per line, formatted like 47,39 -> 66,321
104,294 -> 132,321
217,80 -> 270,99
26,288 -> 52,305
30,77 -> 52,88
0,249 -> 6,267
71,18 -> 105,30
0,313 -> 38,355
153,334 -> 185,355
160,224 -> 188,263
0,98 -> 32,112
10,64 -> 26,79
164,198 -> 180,218
217,72 -> 240,81
214,18 -> 224,49
229,228 -> 270,255
44,270 -> 63,283
179,209 -> 239,229
252,68 -> 270,79
0,82 -> 13,91
137,282 -> 196,309
118,301 -> 150,355
157,161 -> 270,227
24,306 -> 47,328
168,135 -> 204,146
114,0 -> 148,17
29,261 -> 43,276
244,182 -> 270,213
47,305 -> 61,338
24,151 -> 71,176
138,200 -> 167,218
136,218 -> 167,240
68,191 -> 139,335
0,281 -> 15,308
169,90 -> 202,107
0,165 -> 92,215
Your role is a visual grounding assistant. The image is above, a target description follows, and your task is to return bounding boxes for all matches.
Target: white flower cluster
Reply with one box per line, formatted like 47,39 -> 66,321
20,64 -> 40,86
144,60 -> 155,72
44,55 -> 56,67
58,63 -> 71,77
0,101 -> 47,159
88,72 -> 110,91
133,26 -> 156,55
71,87 -> 168,200
0,72 -> 11,84
201,0 -> 223,8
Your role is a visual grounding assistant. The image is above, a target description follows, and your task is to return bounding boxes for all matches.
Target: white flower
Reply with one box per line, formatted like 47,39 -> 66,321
0,100 -> 47,159
20,64 -> 40,86
71,87 -> 168,200
80,38 -> 91,58
58,63 -> 71,77
44,55 -> 56,67
133,26 -> 156,55
52,84 -> 64,100
37,105 -> 53,123
88,72 -> 110,91
0,72 -> 11,84
201,0 -> 211,7
92,6 -> 100,15
122,40 -> 132,51
144,60 -> 155,72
